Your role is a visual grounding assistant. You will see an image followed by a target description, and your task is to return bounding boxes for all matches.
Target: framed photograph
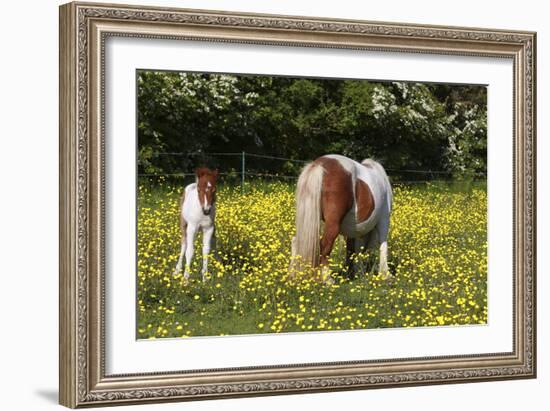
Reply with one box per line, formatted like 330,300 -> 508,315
59,1 -> 536,408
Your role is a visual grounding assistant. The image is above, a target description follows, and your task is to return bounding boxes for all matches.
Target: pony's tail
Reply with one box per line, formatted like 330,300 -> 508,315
293,161 -> 325,269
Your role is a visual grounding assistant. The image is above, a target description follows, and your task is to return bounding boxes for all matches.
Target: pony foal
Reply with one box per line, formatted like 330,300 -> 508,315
173,167 -> 218,282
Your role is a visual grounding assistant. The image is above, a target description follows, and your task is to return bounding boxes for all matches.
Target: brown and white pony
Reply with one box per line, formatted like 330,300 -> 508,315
173,167 -> 218,282
291,155 -> 392,282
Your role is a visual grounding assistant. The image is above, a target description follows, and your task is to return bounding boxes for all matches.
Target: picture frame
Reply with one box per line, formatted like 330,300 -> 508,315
59,1 -> 536,408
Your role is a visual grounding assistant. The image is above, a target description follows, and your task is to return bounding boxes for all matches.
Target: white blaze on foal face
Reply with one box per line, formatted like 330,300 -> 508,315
203,183 -> 211,210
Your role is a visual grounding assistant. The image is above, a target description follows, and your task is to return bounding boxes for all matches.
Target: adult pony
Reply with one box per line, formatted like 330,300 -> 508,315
292,155 -> 392,282
173,167 -> 218,282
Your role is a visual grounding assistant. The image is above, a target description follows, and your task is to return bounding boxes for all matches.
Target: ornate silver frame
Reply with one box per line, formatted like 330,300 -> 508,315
59,1 -> 536,408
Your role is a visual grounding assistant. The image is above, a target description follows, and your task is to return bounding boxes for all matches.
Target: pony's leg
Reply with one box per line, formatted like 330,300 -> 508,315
288,236 -> 299,276
376,220 -> 391,280
173,219 -> 188,275
345,236 -> 367,279
319,221 -> 341,283
345,237 -> 355,278
320,205 -> 350,283
183,224 -> 197,281
366,229 -> 379,251
353,235 -> 369,275
201,226 -> 215,282
355,236 -> 368,255
365,229 -> 379,273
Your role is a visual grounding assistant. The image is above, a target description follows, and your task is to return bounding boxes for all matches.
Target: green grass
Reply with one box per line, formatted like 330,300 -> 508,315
137,179 -> 487,339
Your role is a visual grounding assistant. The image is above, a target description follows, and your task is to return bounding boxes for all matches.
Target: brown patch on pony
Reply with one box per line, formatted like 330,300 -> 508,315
315,157 -> 354,266
355,179 -> 375,223
315,157 -> 354,220
195,167 -> 218,208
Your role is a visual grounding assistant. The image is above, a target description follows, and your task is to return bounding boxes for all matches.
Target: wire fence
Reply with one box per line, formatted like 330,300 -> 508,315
138,151 -> 485,191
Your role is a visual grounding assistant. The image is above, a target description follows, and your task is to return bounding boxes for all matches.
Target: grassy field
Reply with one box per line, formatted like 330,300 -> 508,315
137,179 -> 487,339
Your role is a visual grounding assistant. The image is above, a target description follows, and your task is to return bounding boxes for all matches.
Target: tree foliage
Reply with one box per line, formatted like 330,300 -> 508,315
137,71 -> 487,180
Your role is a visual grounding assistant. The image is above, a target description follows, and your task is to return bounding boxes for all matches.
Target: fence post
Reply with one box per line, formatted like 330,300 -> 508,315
241,151 -> 245,194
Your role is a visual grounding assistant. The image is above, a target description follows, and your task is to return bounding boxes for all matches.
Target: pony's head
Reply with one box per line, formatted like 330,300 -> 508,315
195,167 -> 218,215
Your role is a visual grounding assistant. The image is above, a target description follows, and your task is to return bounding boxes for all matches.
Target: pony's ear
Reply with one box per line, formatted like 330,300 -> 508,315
195,167 -> 207,178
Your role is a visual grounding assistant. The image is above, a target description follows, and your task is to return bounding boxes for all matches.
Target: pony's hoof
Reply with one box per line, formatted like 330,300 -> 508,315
378,271 -> 392,281
324,276 -> 335,285
321,266 -> 335,285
